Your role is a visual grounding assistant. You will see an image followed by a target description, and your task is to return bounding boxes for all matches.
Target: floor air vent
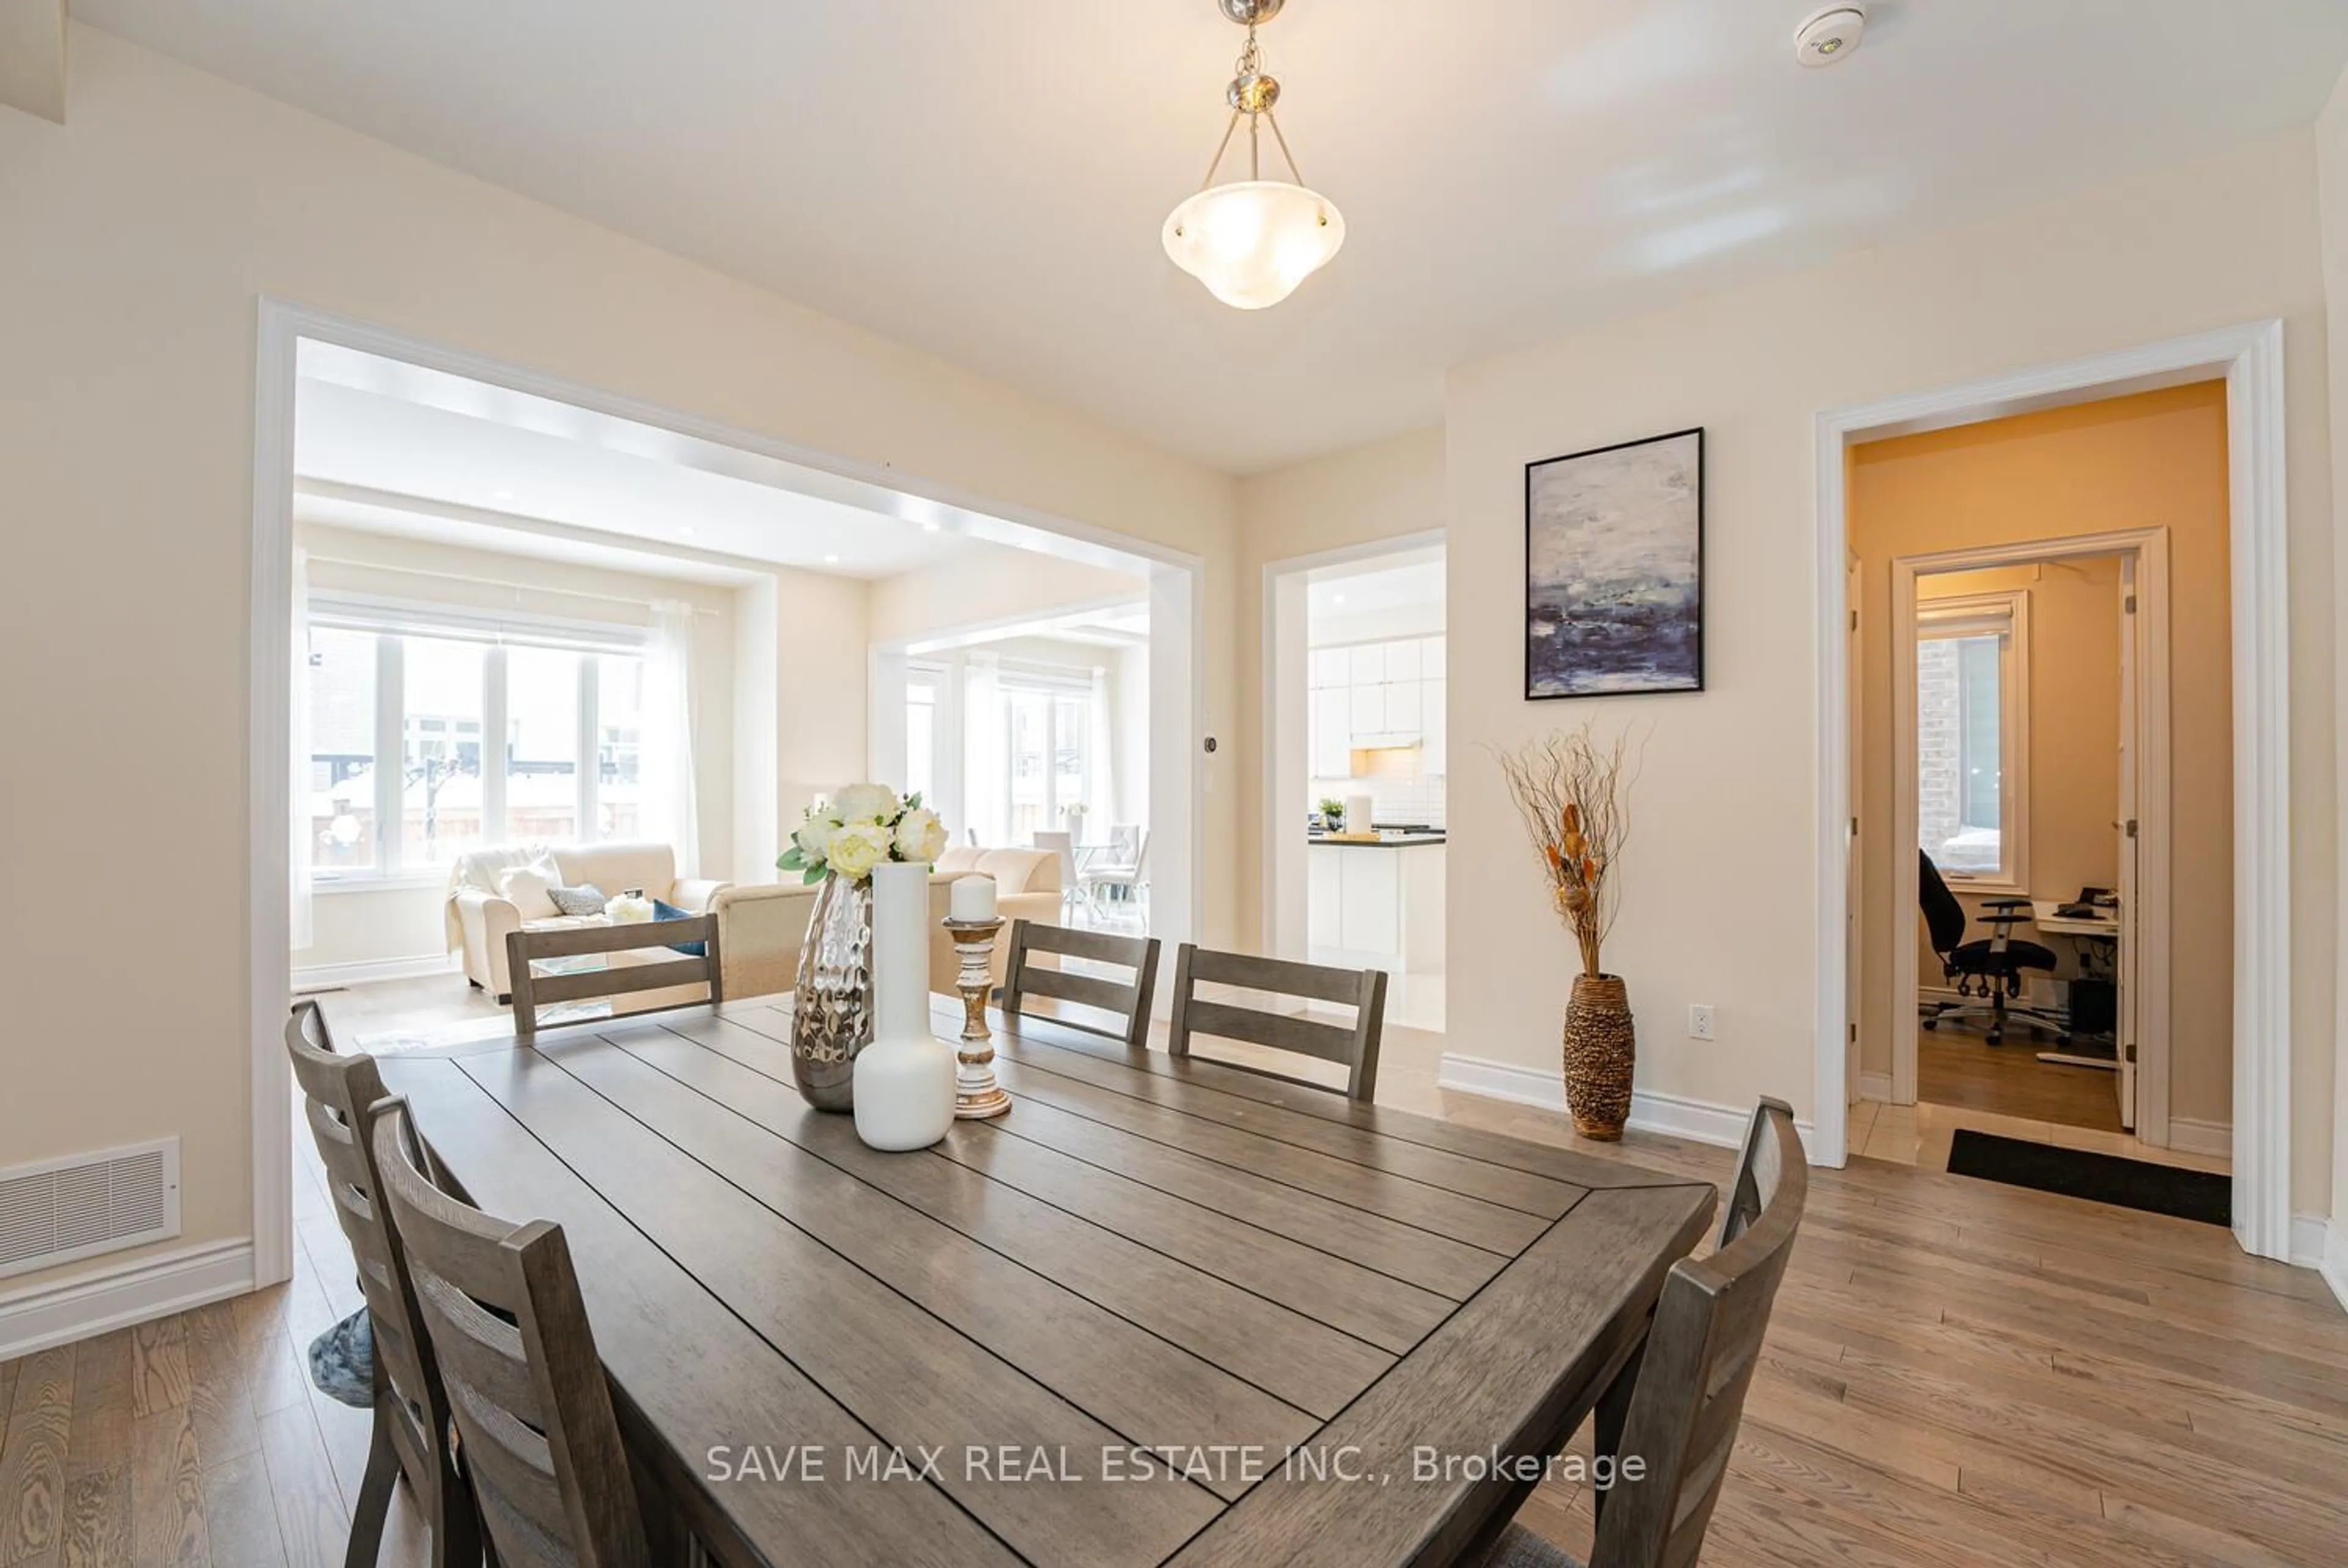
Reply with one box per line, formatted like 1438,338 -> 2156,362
0,1138 -> 180,1279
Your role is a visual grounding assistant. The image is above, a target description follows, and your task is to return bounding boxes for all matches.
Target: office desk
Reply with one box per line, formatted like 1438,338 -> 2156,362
2029,900 -> 2119,1069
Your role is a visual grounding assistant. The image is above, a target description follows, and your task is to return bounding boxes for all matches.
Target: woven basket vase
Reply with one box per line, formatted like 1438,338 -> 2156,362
1562,974 -> 1636,1140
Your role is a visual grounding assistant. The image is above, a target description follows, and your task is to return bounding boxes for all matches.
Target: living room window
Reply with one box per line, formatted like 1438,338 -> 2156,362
1003,674 -> 1091,844
306,602 -> 650,884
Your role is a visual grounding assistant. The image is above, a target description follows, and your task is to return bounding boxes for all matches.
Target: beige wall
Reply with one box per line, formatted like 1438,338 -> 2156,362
0,26 -> 1236,1296
868,550 -> 1147,649
1442,132 -> 2336,1213
1848,385 -> 2235,1128
2319,64 -> 2348,1256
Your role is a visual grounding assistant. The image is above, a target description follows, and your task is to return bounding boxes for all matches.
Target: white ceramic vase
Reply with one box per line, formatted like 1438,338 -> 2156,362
852,860 -> 955,1151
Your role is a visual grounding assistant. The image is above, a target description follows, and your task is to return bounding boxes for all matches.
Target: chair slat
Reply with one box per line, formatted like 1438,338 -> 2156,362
371,1100 -> 652,1568
282,1002 -> 482,1566
508,921 -> 722,1037
1167,944 -> 1387,1102
1580,1099 -> 1807,1568
1177,998 -> 1361,1066
1002,920 -> 1161,1050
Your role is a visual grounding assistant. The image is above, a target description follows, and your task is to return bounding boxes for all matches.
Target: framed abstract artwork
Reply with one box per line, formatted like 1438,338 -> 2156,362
1524,427 -> 1705,699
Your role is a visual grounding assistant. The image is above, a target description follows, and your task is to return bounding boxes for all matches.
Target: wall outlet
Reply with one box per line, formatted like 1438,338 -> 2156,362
1688,1004 -> 1717,1041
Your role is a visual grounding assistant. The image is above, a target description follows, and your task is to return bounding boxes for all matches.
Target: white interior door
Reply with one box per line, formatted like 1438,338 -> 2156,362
2114,558 -> 2139,1130
1847,558 -> 1864,1107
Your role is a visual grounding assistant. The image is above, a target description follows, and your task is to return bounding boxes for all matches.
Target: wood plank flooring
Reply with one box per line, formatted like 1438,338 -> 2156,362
3,999 -> 2342,1564
1917,1017 -> 2124,1131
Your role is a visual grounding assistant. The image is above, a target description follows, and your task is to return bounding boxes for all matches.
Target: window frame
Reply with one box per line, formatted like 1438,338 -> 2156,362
998,666 -> 1094,842
304,594 -> 649,889
1914,589 -> 2031,897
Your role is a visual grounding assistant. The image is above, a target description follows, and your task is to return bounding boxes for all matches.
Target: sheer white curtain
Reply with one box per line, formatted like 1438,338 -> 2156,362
962,655 -> 1005,847
1087,664 -> 1115,842
290,548 -> 314,951
643,600 -> 702,872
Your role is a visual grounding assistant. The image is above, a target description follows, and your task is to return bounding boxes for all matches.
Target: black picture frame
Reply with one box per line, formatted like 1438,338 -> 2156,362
1523,426 -> 1706,701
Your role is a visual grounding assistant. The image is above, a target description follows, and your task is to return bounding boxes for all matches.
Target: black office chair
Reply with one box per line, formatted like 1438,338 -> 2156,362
1917,850 -> 2069,1047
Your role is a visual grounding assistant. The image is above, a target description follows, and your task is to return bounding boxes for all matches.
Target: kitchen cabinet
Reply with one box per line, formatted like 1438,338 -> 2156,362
1310,689 -> 1350,777
1306,633 -> 1449,775
1307,841 -> 1445,973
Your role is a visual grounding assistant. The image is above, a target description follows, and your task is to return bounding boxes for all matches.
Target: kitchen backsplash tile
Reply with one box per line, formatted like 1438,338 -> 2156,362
1310,771 -> 1447,828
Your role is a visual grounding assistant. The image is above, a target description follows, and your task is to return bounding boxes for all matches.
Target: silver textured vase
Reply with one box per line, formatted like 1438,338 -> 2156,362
791,872 -> 874,1111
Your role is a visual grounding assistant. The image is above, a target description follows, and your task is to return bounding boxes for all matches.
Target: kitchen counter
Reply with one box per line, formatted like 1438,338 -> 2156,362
1307,836 -> 1445,973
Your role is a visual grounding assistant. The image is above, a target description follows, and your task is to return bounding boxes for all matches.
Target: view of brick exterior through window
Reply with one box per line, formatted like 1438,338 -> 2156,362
1916,631 -> 2003,875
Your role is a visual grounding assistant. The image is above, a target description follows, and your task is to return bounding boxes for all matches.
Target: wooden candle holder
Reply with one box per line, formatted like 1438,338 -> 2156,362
942,916 -> 1010,1119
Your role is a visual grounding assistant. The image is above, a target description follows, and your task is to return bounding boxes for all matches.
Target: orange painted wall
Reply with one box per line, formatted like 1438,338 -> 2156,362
1848,381 -> 2233,1126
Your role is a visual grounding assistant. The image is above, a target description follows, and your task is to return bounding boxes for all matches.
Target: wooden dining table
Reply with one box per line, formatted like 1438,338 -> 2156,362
374,995 -> 1717,1567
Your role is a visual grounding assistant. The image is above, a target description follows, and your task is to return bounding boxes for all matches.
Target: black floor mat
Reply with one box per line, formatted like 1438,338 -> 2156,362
1944,1129 -> 2231,1227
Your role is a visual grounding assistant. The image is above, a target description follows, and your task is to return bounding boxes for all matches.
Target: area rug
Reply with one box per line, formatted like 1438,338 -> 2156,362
1945,1129 -> 2230,1227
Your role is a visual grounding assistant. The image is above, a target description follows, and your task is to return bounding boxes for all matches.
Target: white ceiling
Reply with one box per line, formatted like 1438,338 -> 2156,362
292,341 -> 1164,584
88,1 -> 2348,473
1309,548 -> 1445,622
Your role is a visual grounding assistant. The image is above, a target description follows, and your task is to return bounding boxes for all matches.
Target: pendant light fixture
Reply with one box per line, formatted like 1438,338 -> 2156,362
1162,0 -> 1345,311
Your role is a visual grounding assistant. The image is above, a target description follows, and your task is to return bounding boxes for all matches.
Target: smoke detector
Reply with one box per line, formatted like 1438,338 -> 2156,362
1794,6 -> 1866,67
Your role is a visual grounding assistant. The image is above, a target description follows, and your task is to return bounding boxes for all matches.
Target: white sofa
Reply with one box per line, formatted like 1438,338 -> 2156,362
445,842 -> 730,1001
714,845 -> 1062,1002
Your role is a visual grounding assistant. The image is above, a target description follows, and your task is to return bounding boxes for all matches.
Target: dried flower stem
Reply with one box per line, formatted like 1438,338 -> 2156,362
1492,723 -> 1645,979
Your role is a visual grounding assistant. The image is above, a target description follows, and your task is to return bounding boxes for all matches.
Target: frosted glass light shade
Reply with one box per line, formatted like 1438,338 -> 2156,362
1162,180 -> 1346,309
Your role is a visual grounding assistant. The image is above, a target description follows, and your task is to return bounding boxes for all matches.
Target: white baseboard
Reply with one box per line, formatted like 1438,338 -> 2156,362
1855,1072 -> 1892,1103
2288,1213 -> 2327,1270
2168,1118 -> 2233,1158
292,952 -> 458,990
1435,1053 -> 1818,1158
2323,1223 -> 2348,1317
0,1239 -> 255,1361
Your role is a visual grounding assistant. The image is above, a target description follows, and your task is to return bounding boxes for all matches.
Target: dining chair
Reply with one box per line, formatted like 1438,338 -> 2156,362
506,915 -> 720,1038
284,1003 -> 481,1568
1079,828 -> 1150,916
1167,943 -> 1386,1101
371,1097 -> 655,1568
1002,919 -> 1162,1048
1032,830 -> 1085,917
1475,1098 -> 1809,1568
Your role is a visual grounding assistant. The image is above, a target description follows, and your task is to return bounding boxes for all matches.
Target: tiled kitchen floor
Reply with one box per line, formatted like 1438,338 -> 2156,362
1849,1095 -> 2232,1175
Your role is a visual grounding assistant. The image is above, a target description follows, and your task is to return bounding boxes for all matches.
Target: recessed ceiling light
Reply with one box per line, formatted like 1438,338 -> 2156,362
921,521 -> 942,534
492,488 -> 514,502
677,525 -> 696,537
1794,6 -> 1865,67
1332,593 -> 1347,604
824,553 -> 841,565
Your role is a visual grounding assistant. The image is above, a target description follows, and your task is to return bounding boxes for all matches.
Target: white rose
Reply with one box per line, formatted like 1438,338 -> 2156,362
893,806 -> 947,864
832,782 -> 901,825
825,821 -> 892,882
794,811 -> 841,864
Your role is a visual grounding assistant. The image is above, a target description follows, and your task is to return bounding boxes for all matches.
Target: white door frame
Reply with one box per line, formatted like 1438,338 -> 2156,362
1812,319 -> 2291,1262
250,299 -> 1209,1288
1258,531 -> 1446,960
1886,529 -> 2172,1148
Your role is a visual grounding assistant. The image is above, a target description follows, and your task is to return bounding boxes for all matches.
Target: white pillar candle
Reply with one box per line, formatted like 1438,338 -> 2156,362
949,873 -> 999,923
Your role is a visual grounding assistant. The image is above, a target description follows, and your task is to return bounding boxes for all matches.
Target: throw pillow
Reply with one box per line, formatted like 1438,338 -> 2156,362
653,896 -> 707,957
547,883 -> 607,918
497,863 -> 561,919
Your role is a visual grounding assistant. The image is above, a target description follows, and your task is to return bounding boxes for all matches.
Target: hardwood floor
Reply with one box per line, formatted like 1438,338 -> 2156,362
4,994 -> 2342,1565
1917,1016 -> 2124,1132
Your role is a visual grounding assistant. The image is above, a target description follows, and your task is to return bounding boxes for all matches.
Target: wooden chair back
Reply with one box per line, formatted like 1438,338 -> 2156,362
1167,944 -> 1387,1101
1002,921 -> 1162,1048
371,1099 -> 651,1568
1590,1097 -> 1807,1568
282,1003 -> 465,1551
506,916 -> 721,1038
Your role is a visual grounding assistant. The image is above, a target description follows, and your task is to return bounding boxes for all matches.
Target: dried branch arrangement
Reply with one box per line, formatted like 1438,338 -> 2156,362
1494,723 -> 1644,978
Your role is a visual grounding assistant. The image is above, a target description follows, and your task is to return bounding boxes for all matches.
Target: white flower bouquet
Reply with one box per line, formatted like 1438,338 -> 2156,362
780,784 -> 949,885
